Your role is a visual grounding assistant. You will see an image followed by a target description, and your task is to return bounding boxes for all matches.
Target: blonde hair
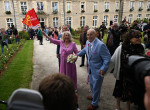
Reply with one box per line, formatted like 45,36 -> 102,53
62,31 -> 73,42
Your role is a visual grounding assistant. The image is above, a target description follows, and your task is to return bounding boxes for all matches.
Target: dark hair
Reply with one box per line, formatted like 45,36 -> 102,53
39,73 -> 77,110
95,28 -> 101,40
123,29 -> 142,46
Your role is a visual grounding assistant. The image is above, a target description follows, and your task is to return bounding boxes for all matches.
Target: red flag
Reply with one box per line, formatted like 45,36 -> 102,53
22,8 -> 40,29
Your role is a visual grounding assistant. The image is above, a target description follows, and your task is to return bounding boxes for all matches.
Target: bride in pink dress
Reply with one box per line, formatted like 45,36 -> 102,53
43,31 -> 79,90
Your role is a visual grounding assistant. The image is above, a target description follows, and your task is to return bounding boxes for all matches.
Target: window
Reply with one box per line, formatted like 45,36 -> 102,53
21,2 -> 27,12
81,2 -> 85,11
80,16 -> 85,27
105,2 -> 109,10
128,14 -> 133,23
6,18 -> 13,27
104,15 -> 108,26
137,14 -> 142,20
139,1 -> 143,8
145,14 -> 150,19
114,15 -> 118,23
94,2 -> 97,10
4,1 -> 10,11
52,2 -> 58,11
93,16 -> 97,27
115,2 -> 119,9
22,18 -> 28,29
66,17 -> 71,26
37,2 -> 43,10
130,1 -> 134,9
67,2 -> 70,11
148,1 -> 150,9
53,17 -> 58,28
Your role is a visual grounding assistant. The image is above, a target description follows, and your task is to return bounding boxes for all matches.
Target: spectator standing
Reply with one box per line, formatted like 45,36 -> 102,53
0,28 -> 9,53
106,23 -> 121,56
99,22 -> 107,39
79,26 -> 88,67
37,27 -> 43,45
130,20 -> 141,31
11,25 -> 19,44
143,19 -> 150,48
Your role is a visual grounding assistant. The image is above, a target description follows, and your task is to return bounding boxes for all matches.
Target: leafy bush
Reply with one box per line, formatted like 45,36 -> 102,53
94,10 -> 98,12
0,40 -> 25,71
67,10 -> 71,13
18,31 -> 30,40
105,9 -> 109,12
5,11 -> 11,14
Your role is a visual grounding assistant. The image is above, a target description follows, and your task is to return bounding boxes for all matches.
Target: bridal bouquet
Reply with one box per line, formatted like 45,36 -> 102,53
67,54 -> 77,63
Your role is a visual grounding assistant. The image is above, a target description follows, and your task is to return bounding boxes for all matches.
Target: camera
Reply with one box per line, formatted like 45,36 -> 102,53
128,55 -> 150,110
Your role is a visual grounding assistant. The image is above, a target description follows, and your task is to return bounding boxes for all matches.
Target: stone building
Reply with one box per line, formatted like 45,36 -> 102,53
0,0 -> 150,31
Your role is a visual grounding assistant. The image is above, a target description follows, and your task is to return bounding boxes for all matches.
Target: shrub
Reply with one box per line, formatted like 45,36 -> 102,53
5,11 -> 11,14
115,9 -> 119,12
138,7 -> 143,11
105,9 -> 109,12
18,31 -> 30,40
53,10 -> 58,14
67,10 -> 71,13
81,10 -> 85,13
94,10 -> 98,12
130,7 -> 134,11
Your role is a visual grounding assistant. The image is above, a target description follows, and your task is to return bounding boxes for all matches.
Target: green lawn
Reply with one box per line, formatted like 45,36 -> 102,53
0,40 -> 33,110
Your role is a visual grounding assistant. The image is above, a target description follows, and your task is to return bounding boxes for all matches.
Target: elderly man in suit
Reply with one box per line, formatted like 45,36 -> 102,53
78,29 -> 111,110
79,25 -> 89,67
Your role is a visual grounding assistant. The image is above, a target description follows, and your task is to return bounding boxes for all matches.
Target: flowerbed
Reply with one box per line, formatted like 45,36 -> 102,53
0,39 -> 25,72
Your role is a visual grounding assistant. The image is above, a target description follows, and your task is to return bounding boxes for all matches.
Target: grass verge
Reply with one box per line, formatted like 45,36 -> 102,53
0,40 -> 33,110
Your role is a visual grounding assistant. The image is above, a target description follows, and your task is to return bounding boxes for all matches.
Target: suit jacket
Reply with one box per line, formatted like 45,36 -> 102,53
80,32 -> 87,49
78,38 -> 111,74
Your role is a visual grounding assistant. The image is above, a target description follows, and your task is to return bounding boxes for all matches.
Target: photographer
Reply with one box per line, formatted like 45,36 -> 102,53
128,55 -> 150,110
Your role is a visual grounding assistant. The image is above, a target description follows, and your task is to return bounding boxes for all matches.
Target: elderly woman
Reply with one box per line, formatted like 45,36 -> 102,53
108,29 -> 145,110
43,31 -> 79,91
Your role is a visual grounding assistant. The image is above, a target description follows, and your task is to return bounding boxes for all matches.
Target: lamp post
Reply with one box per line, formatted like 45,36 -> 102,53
12,0 -> 17,27
63,0 -> 65,25
118,0 -> 124,25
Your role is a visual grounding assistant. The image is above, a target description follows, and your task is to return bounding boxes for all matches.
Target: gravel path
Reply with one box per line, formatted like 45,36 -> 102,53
31,38 -> 138,110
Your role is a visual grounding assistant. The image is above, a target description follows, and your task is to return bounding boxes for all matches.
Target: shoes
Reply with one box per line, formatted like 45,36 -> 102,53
87,96 -> 93,100
87,104 -> 98,110
80,64 -> 84,67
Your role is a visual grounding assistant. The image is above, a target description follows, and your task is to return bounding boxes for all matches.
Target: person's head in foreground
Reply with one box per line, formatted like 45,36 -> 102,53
39,73 -> 77,110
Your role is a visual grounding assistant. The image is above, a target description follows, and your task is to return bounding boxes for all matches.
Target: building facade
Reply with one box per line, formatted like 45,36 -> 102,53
0,0 -> 150,31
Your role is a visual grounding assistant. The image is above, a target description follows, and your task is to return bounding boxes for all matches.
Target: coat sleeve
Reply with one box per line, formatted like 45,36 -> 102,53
99,44 -> 111,72
49,37 -> 60,45
73,43 -> 79,54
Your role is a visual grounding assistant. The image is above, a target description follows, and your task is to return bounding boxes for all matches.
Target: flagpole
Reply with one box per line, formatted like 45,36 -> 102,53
12,0 -> 17,27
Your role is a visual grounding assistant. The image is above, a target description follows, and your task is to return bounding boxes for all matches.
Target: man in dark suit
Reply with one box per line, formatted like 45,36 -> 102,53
78,29 -> 111,110
99,22 -> 106,39
79,25 -> 88,67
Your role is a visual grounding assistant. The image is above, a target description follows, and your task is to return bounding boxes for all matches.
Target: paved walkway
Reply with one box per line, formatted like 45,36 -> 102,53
31,38 -> 138,110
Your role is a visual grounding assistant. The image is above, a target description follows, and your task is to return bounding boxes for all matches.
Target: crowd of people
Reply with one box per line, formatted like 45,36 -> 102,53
1,19 -> 150,110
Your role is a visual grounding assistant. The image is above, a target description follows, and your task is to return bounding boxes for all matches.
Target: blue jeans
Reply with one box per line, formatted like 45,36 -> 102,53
1,43 -> 4,54
5,39 -> 8,49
